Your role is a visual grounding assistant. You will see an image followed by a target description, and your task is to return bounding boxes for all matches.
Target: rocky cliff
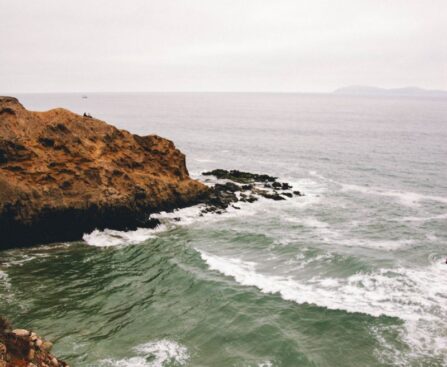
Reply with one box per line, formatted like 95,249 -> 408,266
0,97 -> 209,249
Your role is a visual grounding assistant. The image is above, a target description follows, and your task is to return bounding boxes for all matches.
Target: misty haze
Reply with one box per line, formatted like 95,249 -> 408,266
1,1 -> 446,367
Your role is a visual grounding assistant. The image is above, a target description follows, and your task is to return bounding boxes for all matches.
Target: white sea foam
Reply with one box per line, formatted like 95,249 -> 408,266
82,179 -> 314,248
89,169 -> 308,248
276,178 -> 326,210
198,249 -> 447,363
308,170 -> 340,185
2,253 -> 50,267
81,202 -> 251,247
85,174 -> 413,252
284,215 -> 413,251
33,242 -> 72,250
426,233 -> 438,241
283,216 -> 331,232
199,249 -> 447,319
0,270 -> 11,290
309,170 -> 447,208
194,158 -> 215,163
337,238 -> 414,251
341,183 -> 447,207
99,339 -> 189,367
151,205 -> 205,227
0,269 -> 14,304
287,178 -> 326,199
83,226 -> 167,247
282,251 -> 337,272
399,212 -> 447,222
370,325 -> 408,367
296,217 -> 329,228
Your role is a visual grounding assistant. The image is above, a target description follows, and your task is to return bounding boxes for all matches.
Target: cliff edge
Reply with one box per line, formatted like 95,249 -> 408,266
0,97 -> 209,249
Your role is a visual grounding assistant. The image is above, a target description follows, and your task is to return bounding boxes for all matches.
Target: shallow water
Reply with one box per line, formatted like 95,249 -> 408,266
1,93 -> 447,366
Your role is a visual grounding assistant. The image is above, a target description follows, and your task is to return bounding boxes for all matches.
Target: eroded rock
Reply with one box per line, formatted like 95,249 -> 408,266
0,317 -> 67,367
0,97 -> 209,249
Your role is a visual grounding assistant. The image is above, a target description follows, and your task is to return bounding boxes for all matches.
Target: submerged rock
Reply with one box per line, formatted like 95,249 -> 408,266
0,317 -> 68,367
0,97 -> 209,249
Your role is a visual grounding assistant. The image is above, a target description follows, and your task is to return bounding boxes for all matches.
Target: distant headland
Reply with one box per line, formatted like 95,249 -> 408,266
333,85 -> 447,98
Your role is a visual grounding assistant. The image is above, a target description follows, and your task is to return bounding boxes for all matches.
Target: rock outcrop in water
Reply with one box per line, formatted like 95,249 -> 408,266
0,97 -> 209,249
0,317 -> 68,367
200,169 -> 303,214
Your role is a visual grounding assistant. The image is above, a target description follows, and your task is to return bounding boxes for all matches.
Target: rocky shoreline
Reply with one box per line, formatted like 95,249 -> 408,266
0,97 -> 208,250
0,100 -> 304,366
0,318 -> 67,367
0,97 -> 303,250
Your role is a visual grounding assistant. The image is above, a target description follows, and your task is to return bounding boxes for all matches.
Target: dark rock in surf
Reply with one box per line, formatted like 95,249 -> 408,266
258,191 -> 286,201
200,169 -> 301,213
215,182 -> 241,193
241,184 -> 254,191
202,169 -> 277,183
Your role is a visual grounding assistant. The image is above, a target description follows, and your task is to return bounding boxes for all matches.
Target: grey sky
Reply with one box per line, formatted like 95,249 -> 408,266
1,0 -> 446,93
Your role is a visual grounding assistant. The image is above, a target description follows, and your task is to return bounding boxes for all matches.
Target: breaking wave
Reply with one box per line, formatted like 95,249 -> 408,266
197,249 -> 447,364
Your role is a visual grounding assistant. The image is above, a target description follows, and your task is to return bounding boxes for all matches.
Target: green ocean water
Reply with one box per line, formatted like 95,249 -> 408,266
1,93 -> 447,366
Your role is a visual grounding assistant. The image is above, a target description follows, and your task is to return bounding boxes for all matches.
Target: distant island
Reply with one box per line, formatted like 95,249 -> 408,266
333,85 -> 447,97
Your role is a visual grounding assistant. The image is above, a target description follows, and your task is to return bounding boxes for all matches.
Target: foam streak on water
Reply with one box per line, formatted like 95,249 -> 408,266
99,340 -> 189,367
340,183 -> 447,207
197,249 -> 447,364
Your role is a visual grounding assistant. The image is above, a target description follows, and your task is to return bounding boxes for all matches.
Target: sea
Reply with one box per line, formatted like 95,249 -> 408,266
1,92 -> 446,367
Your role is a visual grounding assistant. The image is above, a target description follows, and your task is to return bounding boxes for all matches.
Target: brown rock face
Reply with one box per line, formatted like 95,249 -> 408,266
0,317 -> 68,367
0,97 -> 209,249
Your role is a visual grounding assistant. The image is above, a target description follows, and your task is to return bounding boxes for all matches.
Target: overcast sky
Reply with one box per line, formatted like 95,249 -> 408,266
1,0 -> 446,93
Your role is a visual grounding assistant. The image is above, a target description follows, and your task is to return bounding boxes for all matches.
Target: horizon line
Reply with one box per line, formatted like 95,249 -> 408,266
2,85 -> 446,96
3,90 -> 332,95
